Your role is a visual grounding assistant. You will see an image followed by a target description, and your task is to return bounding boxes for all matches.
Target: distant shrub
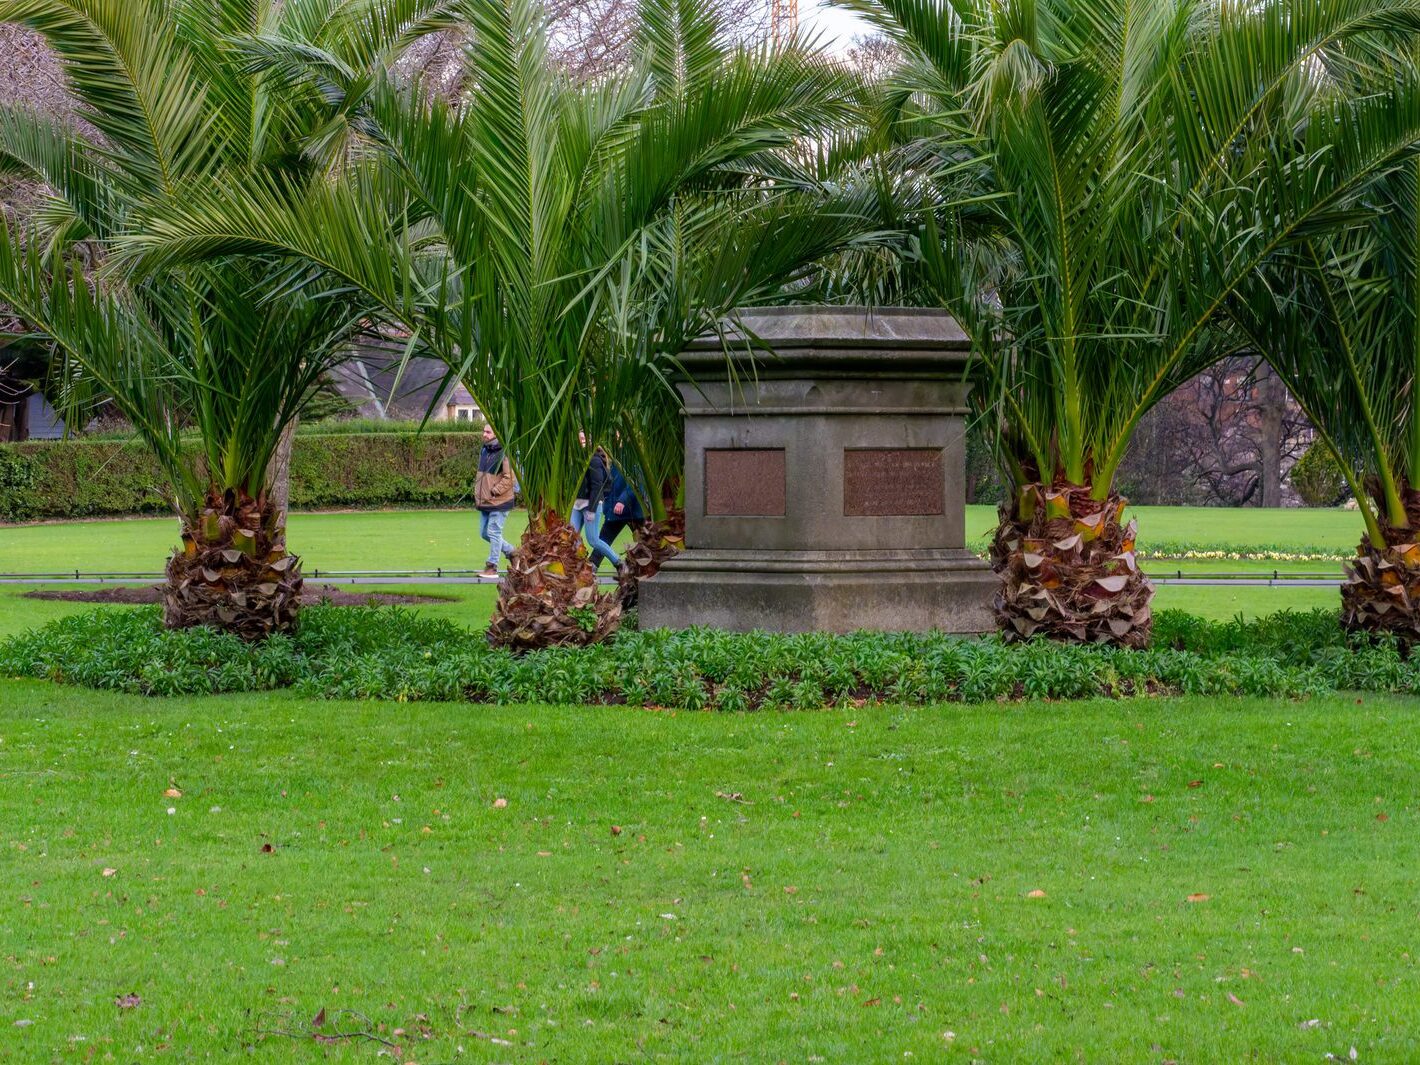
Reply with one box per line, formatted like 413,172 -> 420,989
79,416 -> 486,441
2,606 -> 1412,705
0,431 -> 482,522
1291,442 -> 1350,507
296,417 -> 486,436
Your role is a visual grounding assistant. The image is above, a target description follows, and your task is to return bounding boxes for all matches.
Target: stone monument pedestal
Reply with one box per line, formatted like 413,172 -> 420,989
640,306 -> 995,634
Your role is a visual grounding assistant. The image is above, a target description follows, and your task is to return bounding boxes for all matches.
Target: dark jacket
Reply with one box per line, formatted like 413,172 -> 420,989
605,466 -> 644,523
575,449 -> 609,510
475,441 -> 516,512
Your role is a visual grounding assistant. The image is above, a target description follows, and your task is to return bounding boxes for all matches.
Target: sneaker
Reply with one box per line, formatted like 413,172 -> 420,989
480,565 -> 499,579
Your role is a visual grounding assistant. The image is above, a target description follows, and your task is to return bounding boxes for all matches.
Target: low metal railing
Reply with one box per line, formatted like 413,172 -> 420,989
0,567 -> 1349,586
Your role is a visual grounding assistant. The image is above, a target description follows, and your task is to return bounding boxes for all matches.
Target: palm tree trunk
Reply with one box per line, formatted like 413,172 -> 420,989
1341,479 -> 1420,644
163,489 -> 303,640
268,417 -> 297,516
486,508 -> 621,650
993,480 -> 1154,647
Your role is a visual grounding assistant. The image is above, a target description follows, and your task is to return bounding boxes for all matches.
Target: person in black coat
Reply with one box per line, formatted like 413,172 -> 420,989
570,435 -> 621,569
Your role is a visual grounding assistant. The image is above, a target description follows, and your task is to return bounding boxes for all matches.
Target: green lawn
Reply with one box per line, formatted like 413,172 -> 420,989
0,579 -> 1338,640
0,681 -> 1414,1062
0,505 -> 1358,636
0,584 -> 502,639
0,505 -> 1363,576
0,509 -> 518,576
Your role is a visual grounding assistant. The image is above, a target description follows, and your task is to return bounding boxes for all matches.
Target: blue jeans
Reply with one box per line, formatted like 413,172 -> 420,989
571,503 -> 621,568
479,509 -> 515,567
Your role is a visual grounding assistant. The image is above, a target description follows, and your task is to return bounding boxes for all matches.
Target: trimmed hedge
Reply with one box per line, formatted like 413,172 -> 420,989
0,432 -> 482,522
2,605 -> 1414,703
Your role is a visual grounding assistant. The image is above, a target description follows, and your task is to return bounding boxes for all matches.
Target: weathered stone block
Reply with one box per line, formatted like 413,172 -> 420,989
640,306 -> 995,634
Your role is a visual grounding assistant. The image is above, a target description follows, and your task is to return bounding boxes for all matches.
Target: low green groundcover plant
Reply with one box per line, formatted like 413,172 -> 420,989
2,606 -> 1414,704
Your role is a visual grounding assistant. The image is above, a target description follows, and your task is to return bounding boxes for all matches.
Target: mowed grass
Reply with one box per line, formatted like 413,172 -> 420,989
0,585 -> 502,640
0,579 -> 1340,639
0,509 -> 517,576
0,506 -> 1355,629
0,681 -> 1415,1062
0,505 -> 1364,576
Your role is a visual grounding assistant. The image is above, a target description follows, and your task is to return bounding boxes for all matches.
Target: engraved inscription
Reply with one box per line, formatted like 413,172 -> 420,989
843,448 -> 945,516
704,448 -> 786,516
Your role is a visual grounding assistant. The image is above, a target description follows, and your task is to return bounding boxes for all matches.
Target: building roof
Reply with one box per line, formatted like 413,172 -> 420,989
329,335 -> 476,420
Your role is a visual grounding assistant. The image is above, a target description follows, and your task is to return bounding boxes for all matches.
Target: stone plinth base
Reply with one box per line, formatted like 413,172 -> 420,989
639,549 -> 995,634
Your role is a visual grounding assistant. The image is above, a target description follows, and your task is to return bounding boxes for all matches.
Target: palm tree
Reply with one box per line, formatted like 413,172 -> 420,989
0,0 -> 455,637
600,183 -> 891,607
593,24 -> 895,607
1232,152 -> 1420,640
850,0 -> 1420,646
124,0 -> 873,648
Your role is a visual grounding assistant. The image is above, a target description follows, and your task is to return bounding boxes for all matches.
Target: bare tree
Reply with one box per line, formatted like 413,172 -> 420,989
844,34 -> 899,81
548,0 -> 772,80
398,0 -> 775,87
1119,357 -> 1311,507
0,24 -> 71,223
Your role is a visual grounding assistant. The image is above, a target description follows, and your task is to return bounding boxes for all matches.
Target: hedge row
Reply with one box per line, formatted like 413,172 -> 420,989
0,432 -> 482,522
3,604 -> 1414,704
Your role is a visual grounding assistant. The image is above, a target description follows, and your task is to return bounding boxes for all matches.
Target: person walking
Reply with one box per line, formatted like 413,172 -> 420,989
475,422 -> 517,578
593,461 -> 644,570
570,436 -> 622,571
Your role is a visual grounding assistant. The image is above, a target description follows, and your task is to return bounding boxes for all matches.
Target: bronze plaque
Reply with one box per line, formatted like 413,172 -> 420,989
704,448 -> 786,516
844,448 -> 945,516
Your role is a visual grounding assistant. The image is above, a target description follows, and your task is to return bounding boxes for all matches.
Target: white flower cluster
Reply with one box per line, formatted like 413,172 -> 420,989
969,545 -> 1352,563
1138,549 -> 1351,563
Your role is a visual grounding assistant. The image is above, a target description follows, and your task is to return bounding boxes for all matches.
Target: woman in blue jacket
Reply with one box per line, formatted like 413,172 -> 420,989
594,463 -> 645,570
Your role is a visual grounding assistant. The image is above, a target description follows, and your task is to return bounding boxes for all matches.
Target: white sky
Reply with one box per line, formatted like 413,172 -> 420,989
802,2 -> 873,53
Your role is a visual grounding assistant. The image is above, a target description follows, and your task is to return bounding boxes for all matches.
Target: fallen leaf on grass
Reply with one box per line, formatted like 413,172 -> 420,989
163,787 -> 181,799
1187,780 -> 1204,789
467,1031 -> 512,1046
312,1008 -> 326,1028
1226,992 -> 1244,1007
492,797 -> 508,809
714,791 -> 752,804
260,843 -> 274,854
114,994 -> 141,1009
1026,890 -> 1047,899
610,825 -> 622,836
101,868 -> 117,878
1186,893 -> 1210,903
1376,813 -> 1390,822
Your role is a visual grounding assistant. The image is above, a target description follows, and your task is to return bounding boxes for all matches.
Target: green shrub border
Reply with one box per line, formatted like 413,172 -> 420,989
0,432 -> 482,522
1,605 -> 1412,705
